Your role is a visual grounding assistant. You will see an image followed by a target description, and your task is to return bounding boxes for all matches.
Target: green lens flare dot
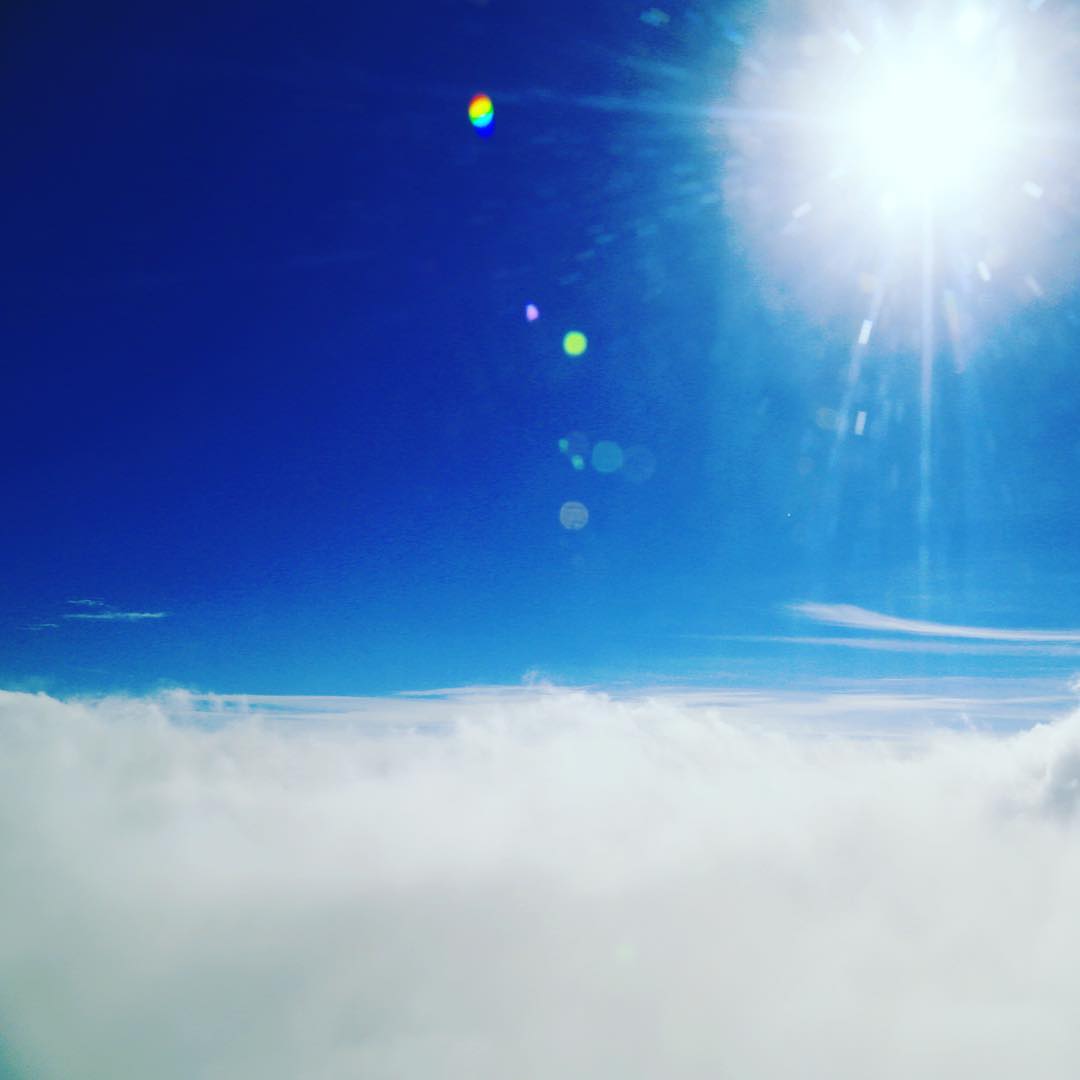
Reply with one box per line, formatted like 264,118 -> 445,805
562,330 -> 588,357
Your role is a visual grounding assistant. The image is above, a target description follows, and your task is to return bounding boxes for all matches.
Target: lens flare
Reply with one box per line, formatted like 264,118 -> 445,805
559,501 -> 589,530
468,93 -> 494,130
562,330 -> 588,357
591,440 -> 624,474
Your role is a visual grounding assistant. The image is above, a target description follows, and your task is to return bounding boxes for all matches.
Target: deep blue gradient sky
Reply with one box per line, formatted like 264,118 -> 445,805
4,0 -> 1080,695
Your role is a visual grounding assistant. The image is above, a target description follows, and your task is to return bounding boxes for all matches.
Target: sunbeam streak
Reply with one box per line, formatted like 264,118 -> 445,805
722,0 -> 1080,578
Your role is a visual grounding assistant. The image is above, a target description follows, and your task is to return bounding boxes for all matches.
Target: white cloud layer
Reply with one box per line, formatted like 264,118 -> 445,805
2,687 -> 1080,1079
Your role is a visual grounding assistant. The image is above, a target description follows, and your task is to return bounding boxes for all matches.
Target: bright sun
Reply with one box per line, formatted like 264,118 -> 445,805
851,58 -> 1004,205
723,1 -> 1075,338
840,14 -> 1018,212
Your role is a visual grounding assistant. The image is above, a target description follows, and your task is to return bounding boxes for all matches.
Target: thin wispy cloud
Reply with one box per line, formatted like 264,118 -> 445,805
2,686 -> 1080,1078
165,682 -> 1074,735
22,601 -> 165,631
792,602 -> 1080,643
776,634 -> 1080,657
63,611 -> 167,622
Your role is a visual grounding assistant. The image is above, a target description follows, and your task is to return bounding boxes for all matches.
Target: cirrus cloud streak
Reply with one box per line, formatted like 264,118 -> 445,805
792,602 -> 1080,642
62,610 -> 167,622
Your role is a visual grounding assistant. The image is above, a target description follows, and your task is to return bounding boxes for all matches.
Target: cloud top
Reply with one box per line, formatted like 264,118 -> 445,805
2,687 -> 1080,1078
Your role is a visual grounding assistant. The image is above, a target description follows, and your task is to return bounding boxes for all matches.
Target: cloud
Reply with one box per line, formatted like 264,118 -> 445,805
66,599 -> 105,608
24,622 -> 59,631
2,686 -> 1080,1079
62,611 -> 167,622
792,602 -> 1080,643
773,634 -> 1080,657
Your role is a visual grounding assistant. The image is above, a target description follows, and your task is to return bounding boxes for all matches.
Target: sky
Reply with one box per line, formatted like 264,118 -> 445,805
5,0 -> 1080,696
5,3 -> 1080,1075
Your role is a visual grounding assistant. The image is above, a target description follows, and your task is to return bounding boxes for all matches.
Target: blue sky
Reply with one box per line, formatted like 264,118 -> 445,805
4,0 -> 1080,696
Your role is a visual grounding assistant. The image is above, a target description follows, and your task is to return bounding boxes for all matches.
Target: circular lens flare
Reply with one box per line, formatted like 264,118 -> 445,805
563,330 -> 588,357
468,93 -> 494,129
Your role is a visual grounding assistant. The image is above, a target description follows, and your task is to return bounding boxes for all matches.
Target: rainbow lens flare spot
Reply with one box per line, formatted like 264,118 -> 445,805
562,330 -> 588,357
525,303 -> 540,322
468,93 -> 494,129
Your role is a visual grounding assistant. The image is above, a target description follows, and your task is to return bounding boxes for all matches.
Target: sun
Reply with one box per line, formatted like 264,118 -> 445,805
825,5 -> 1033,225
845,43 -> 1011,209
721,1 -> 1077,344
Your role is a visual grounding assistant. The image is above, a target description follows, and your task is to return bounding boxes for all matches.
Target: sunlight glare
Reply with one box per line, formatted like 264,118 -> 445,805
722,0 -> 1079,338
842,36 -> 1011,209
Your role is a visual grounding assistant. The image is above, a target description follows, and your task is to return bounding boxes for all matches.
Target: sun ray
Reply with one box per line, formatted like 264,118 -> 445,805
721,0 -> 1080,582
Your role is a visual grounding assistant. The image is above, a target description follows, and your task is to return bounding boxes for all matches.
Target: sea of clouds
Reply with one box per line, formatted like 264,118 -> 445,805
2,685 -> 1080,1079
